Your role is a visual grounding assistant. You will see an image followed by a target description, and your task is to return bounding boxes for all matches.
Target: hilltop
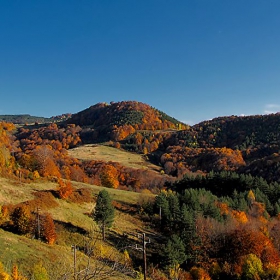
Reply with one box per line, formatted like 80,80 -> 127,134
66,101 -> 187,142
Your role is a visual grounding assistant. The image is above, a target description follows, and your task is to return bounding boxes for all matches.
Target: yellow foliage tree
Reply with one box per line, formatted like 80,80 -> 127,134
32,262 -> 49,280
12,205 -> 33,235
0,262 -> 10,280
57,179 -> 73,199
231,210 -> 248,224
41,213 -> 57,245
247,190 -> 256,206
241,254 -> 263,280
100,164 -> 119,188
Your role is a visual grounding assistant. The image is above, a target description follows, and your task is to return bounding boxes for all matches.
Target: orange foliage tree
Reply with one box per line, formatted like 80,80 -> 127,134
0,122 -> 16,174
11,264 -> 27,280
41,213 -> 56,245
57,179 -> 73,199
32,145 -> 60,177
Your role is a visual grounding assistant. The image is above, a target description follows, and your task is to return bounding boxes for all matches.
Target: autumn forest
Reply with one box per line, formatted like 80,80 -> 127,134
1,101 -> 280,279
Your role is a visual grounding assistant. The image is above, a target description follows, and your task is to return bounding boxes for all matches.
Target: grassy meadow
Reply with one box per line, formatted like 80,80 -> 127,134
67,144 -> 161,171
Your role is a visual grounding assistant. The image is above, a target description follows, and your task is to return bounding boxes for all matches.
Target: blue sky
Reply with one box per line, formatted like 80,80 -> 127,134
1,0 -> 280,125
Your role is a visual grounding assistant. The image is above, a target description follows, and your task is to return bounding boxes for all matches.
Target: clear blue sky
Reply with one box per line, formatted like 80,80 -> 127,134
1,0 -> 280,125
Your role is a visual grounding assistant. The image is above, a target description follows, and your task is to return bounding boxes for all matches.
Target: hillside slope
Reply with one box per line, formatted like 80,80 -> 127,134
0,177 -> 149,279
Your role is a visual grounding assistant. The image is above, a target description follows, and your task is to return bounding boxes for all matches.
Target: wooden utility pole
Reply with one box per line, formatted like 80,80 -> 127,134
36,207 -> 41,240
136,232 -> 150,280
72,245 -> 77,280
142,233 -> 147,280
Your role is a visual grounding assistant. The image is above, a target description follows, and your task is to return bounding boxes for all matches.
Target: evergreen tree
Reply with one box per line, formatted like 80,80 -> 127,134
166,192 -> 181,228
180,204 -> 195,246
154,192 -> 170,228
274,202 -> 280,216
163,234 -> 186,268
93,189 -> 115,241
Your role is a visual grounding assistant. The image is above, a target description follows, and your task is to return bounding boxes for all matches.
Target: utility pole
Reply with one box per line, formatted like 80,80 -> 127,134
19,169 -> 22,185
36,207 -> 41,240
72,245 -> 77,280
142,233 -> 147,280
135,232 -> 150,280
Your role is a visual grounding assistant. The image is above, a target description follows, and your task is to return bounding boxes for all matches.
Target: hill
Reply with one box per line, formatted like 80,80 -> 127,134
67,144 -> 161,171
157,113 -> 280,182
66,101 -> 187,142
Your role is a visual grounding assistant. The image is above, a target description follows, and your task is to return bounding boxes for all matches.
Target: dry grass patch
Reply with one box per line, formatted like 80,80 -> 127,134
72,181 -> 146,205
68,144 -> 161,171
48,199 -> 94,232
0,178 -> 57,205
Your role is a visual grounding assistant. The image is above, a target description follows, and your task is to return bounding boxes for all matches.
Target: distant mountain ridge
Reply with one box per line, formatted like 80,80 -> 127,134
0,114 -> 51,124
0,113 -> 71,124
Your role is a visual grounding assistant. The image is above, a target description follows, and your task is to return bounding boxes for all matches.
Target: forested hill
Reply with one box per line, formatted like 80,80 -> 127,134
158,113 -> 280,182
190,113 -> 280,149
66,101 -> 187,142
65,105 -> 280,183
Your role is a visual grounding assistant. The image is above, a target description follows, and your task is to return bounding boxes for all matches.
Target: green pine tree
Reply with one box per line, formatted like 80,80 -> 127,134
93,189 -> 115,241
154,192 -> 170,228
163,234 -> 186,268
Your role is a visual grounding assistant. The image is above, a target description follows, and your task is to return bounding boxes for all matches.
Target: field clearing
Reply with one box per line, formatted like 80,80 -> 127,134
68,144 -> 161,171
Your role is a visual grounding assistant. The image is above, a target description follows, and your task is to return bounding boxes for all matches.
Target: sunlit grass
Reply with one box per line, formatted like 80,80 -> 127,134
68,144 -> 161,170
